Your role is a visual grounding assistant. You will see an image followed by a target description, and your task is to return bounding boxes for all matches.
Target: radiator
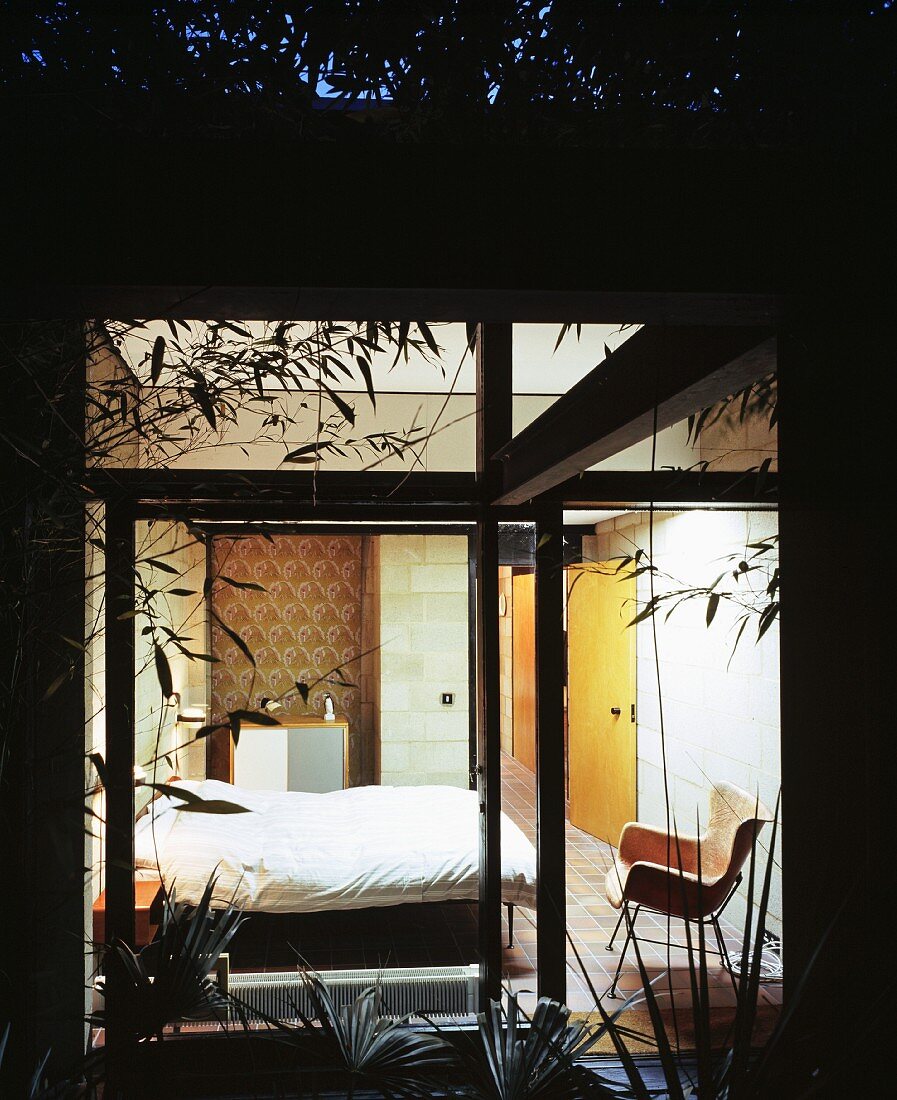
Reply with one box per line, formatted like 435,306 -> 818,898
225,964 -> 479,1022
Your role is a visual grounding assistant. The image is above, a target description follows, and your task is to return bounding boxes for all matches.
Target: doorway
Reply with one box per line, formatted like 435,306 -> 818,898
507,560 -> 637,844
511,570 -> 535,771
566,562 -> 637,845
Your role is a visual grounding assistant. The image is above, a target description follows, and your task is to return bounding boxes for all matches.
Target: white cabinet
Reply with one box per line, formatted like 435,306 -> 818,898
234,719 -> 348,793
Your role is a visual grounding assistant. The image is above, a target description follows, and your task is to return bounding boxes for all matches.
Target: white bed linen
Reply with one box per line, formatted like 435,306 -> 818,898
137,779 -> 537,914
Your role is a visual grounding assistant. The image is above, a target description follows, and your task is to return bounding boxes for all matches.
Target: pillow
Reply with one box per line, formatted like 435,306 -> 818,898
134,799 -> 178,868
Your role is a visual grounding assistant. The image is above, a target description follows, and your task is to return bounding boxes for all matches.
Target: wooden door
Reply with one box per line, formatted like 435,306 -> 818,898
567,563 -> 637,844
512,571 -> 536,772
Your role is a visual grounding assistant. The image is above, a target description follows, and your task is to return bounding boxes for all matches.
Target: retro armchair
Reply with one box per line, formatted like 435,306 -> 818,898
604,781 -> 774,997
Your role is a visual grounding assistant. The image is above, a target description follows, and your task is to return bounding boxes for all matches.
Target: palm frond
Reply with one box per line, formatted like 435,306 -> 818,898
98,873 -> 245,1041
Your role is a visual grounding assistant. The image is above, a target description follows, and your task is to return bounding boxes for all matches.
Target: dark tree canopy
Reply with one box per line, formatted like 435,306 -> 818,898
3,1 -> 895,145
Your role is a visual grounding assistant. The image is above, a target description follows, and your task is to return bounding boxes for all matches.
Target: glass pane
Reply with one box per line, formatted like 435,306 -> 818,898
94,320 -> 477,473
563,508 -> 781,1020
510,322 -> 777,474
122,523 -> 481,1035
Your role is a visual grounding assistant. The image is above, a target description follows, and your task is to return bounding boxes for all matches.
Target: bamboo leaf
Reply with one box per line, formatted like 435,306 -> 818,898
150,335 -> 165,385
176,799 -> 252,815
88,752 -> 109,789
283,441 -> 324,463
755,455 -> 773,495
355,355 -> 377,411
191,383 -> 218,430
553,323 -> 571,352
154,643 -> 174,699
218,575 -> 266,592
41,666 -> 71,701
321,383 -> 356,426
706,592 -> 721,626
417,320 -> 439,355
212,611 -> 255,667
727,617 -> 751,668
142,556 -> 179,574
228,709 -> 281,726
144,780 -> 202,804
194,723 -> 229,740
757,601 -> 780,640
627,597 -> 660,627
144,781 -> 251,814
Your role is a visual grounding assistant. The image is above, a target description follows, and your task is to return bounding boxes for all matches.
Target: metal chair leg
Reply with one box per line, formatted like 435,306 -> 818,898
607,904 -> 638,999
711,914 -> 739,995
606,907 -> 626,951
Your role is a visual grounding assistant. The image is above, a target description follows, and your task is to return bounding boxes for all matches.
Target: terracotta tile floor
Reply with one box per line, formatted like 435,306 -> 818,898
499,751 -> 783,1014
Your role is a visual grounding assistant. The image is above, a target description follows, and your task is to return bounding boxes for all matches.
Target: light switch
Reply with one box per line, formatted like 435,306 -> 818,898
441,692 -> 454,706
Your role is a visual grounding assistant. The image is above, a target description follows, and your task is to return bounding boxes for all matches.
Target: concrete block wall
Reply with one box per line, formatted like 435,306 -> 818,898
594,509 -> 782,934
378,535 -> 471,787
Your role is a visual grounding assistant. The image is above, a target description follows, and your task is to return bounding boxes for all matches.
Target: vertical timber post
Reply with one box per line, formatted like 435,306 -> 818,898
475,323 -> 512,1006
534,504 -> 566,1002
778,323 -> 890,1094
103,496 -> 136,1078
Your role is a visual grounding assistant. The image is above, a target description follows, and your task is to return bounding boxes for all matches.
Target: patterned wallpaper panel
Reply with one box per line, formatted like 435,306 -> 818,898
210,535 -> 363,783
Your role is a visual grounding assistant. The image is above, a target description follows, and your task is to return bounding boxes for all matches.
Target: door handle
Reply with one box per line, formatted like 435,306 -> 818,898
610,707 -> 621,716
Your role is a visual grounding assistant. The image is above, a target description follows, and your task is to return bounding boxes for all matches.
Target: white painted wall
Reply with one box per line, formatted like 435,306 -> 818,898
593,509 -> 781,935
378,535 -> 470,787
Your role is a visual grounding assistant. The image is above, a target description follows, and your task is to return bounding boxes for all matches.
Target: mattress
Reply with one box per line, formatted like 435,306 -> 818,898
135,779 -> 537,914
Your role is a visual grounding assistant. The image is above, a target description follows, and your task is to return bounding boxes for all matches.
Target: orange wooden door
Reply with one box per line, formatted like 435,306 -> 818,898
512,571 -> 536,772
567,563 -> 637,844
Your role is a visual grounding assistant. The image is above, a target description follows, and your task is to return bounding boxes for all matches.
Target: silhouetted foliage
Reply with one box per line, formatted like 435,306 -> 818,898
3,2 -> 895,145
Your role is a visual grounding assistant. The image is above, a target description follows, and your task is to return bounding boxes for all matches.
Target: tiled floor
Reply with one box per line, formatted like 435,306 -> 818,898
500,750 -> 783,1015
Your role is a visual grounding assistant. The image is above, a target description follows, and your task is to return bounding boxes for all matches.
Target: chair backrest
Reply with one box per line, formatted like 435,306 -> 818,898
701,781 -> 774,889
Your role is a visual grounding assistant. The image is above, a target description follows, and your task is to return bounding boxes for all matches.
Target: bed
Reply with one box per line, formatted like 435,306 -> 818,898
135,778 -> 537,916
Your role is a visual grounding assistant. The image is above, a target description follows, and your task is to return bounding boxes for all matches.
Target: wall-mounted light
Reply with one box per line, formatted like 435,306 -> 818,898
176,706 -> 206,726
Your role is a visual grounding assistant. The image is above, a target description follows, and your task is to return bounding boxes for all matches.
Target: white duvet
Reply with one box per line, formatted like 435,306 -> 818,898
135,779 -> 537,914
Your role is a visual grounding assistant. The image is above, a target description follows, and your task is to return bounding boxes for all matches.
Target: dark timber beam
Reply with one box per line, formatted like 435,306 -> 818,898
475,324 -> 512,1005
5,285 -> 783,325
546,470 -> 778,508
534,505 -> 567,1002
84,470 -> 480,506
494,326 -> 776,505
